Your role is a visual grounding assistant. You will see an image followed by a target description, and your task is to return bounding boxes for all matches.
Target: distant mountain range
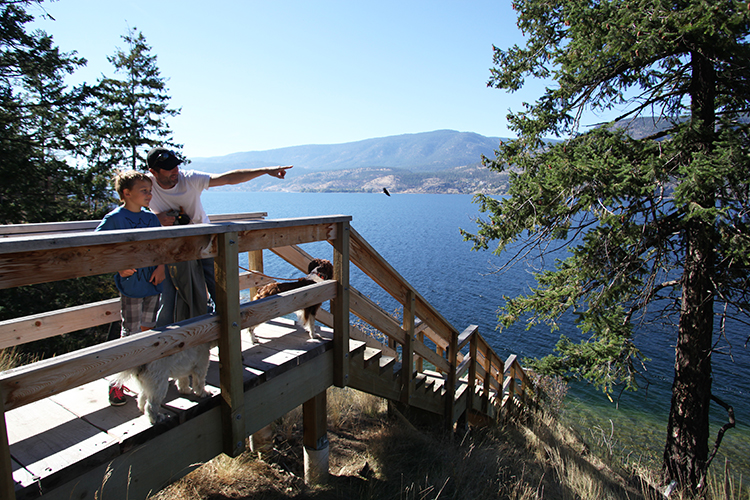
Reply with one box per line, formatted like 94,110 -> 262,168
189,117 -> 729,194
189,130 -> 508,194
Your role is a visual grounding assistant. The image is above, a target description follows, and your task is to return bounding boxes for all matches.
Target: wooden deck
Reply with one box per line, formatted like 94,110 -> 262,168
8,318 -> 332,499
0,215 -> 536,500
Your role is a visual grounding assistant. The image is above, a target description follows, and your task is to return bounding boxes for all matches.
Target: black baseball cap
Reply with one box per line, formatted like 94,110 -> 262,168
147,147 -> 183,170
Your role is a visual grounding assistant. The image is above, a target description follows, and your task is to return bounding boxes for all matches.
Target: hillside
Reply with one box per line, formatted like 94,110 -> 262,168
211,164 -> 510,194
149,387 -> 661,500
189,130 -> 509,195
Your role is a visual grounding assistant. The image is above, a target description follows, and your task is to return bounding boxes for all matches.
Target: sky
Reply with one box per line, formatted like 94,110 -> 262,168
30,1 -> 555,159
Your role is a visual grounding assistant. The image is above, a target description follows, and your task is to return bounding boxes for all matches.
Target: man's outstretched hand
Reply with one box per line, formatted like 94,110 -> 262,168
268,165 -> 292,179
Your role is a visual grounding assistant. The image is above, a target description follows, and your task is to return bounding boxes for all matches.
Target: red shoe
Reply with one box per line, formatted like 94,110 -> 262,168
108,384 -> 127,406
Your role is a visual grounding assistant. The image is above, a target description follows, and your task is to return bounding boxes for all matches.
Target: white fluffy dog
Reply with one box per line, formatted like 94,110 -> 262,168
116,341 -> 216,424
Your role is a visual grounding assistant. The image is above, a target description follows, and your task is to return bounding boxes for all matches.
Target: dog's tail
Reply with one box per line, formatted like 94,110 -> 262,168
111,365 -> 145,392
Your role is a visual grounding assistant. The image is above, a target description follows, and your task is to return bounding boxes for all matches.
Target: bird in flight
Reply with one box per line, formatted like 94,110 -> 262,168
383,187 -> 391,196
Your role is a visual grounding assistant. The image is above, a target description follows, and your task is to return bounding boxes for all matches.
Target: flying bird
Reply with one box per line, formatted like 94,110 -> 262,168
383,187 -> 391,196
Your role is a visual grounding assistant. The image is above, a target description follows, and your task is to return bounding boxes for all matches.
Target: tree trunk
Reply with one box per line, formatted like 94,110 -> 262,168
662,48 -> 716,491
663,223 -> 713,489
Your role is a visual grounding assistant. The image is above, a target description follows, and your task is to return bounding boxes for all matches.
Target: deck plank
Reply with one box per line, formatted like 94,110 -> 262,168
6,398 -> 118,488
6,317 -> 329,495
48,378 -> 157,442
12,459 -> 34,492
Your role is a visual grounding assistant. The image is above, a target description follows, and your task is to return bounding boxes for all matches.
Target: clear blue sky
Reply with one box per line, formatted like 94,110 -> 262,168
31,1 -> 556,159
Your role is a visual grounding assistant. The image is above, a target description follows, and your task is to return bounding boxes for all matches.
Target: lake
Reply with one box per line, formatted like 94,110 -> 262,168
202,190 -> 749,480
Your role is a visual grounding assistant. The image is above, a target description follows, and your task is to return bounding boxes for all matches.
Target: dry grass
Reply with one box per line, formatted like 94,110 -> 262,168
147,383 -> 749,500
0,347 -> 29,371
147,385 -> 658,500
2,344 -> 744,500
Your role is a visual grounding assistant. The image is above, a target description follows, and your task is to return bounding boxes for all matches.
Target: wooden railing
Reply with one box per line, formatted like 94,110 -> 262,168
0,214 -> 535,499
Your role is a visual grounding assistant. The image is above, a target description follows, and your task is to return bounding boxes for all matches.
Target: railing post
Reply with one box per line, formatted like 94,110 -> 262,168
0,386 -> 14,500
332,220 -> 350,388
482,344 -> 492,414
436,345 -> 445,374
467,334 -> 478,413
416,329 -> 424,372
445,331 -> 458,429
401,290 -> 415,404
247,249 -> 264,299
303,391 -> 329,484
504,356 -> 517,417
517,361 -> 527,408
215,231 -> 245,457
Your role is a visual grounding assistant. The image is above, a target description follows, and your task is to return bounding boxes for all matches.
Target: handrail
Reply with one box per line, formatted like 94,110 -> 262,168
0,270 -> 277,350
340,229 -> 531,423
0,212 -> 267,238
0,218 -> 347,412
0,216 -> 533,418
285,229 -> 532,422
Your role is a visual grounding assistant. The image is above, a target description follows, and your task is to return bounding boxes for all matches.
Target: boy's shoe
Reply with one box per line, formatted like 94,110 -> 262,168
108,384 -> 127,406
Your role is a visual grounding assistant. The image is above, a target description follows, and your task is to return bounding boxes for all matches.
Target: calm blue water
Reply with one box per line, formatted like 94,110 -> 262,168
203,191 -> 749,478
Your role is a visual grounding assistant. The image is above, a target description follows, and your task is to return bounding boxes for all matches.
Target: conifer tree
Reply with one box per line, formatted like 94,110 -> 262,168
0,0 -> 116,356
0,0 -> 96,223
462,0 -> 750,491
91,27 -> 181,172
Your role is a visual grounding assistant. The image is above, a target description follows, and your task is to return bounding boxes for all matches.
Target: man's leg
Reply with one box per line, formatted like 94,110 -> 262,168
119,294 -> 141,337
200,257 -> 216,312
155,269 -> 176,327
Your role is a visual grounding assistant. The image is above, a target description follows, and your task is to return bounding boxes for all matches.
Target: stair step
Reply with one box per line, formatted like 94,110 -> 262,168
348,339 -> 367,357
348,343 -> 503,422
379,355 -> 396,375
363,347 -> 382,369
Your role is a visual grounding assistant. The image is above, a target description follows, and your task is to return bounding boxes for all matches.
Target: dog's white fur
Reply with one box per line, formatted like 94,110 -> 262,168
116,341 -> 216,424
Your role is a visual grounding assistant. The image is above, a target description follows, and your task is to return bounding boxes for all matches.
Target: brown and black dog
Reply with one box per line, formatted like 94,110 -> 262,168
249,258 -> 333,342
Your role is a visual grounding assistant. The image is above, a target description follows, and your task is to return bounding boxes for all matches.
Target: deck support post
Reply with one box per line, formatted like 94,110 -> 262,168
215,231 -> 246,457
332,220 -> 350,388
246,249 -> 272,455
401,290 -> 415,404
0,385 -> 14,500
303,391 -> 329,484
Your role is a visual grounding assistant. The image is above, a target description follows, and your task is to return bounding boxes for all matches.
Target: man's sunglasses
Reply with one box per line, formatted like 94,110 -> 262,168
155,150 -> 179,169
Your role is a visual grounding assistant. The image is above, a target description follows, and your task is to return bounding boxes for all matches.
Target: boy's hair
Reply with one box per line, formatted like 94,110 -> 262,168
114,170 -> 152,200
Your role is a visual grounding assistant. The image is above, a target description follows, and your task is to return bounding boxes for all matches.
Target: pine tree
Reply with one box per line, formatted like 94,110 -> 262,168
91,27 -> 181,172
0,0 -> 97,223
0,0 -> 117,356
462,0 -> 750,491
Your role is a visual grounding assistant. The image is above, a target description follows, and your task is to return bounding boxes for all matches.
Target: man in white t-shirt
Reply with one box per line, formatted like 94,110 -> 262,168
146,146 -> 291,325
